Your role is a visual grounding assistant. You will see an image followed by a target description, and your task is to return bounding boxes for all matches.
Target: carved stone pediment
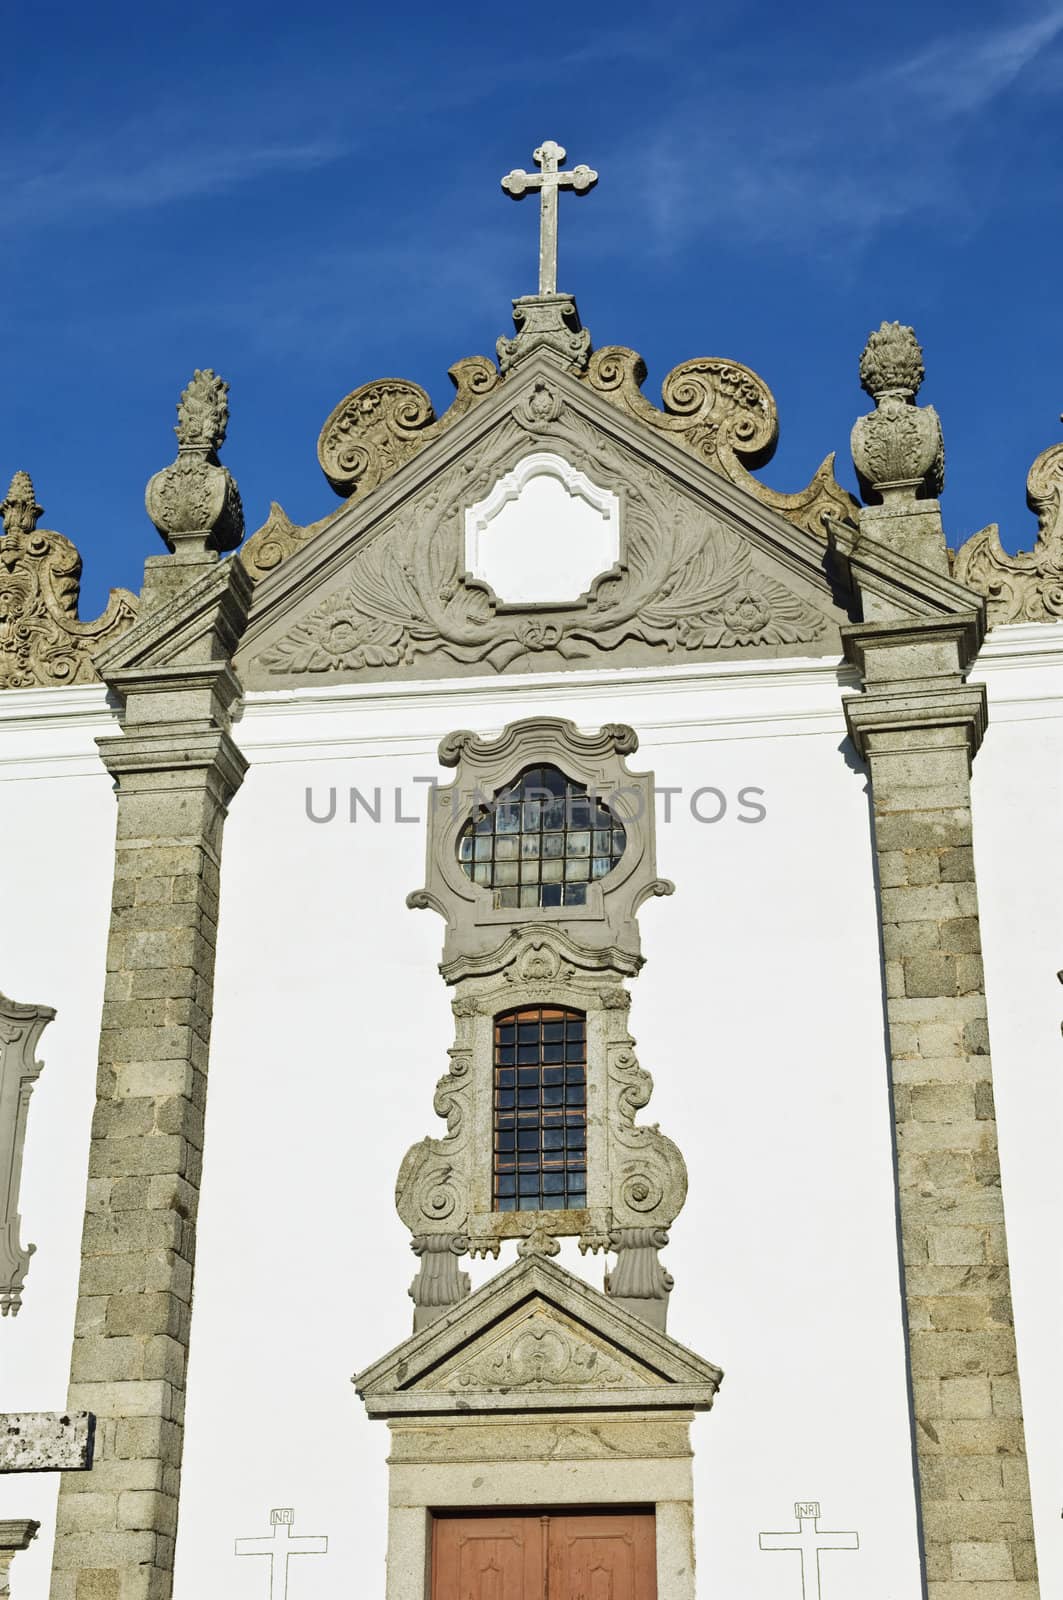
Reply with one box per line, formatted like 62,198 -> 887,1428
237,358 -> 850,686
425,1306 -> 637,1395
354,1254 -> 722,1418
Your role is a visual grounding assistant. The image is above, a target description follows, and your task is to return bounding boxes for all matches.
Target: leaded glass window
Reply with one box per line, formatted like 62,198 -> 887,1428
457,765 -> 626,909
493,1006 -> 587,1212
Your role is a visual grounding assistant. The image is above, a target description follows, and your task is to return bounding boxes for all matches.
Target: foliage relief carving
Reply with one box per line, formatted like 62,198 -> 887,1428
438,1313 -> 631,1392
0,473 -> 137,690
240,501 -> 338,581
394,929 -> 687,1269
583,346 -> 857,539
317,358 -> 501,499
954,418 -> 1063,624
259,407 -> 827,676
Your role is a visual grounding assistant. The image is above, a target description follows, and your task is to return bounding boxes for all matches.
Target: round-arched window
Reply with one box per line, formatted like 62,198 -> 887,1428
457,764 -> 626,909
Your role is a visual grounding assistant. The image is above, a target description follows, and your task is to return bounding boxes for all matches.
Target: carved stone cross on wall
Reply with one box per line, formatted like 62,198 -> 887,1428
501,140 -> 598,296
758,1501 -> 859,1599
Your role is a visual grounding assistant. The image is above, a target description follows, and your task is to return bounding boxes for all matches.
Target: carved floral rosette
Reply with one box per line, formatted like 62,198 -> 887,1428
953,428 -> 1063,625
394,927 -> 687,1264
258,386 -> 830,680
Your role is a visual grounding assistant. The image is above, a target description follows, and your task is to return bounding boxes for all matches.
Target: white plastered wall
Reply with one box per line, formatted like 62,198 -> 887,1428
3,630 -> 1058,1600
0,686 -> 119,1596
970,621 -> 1063,1600
172,653 -> 924,1600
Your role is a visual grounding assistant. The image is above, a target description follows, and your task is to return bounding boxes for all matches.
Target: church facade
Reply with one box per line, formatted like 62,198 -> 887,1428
0,145 -> 1061,1600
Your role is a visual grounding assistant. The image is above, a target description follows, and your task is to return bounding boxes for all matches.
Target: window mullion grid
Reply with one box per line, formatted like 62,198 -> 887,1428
493,1006 -> 586,1214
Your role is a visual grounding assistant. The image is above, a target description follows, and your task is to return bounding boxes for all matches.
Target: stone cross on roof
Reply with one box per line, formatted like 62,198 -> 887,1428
501,140 -> 598,296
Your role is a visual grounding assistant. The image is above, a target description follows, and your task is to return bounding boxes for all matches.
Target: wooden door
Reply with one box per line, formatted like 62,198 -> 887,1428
548,1513 -> 656,1600
432,1514 -> 543,1600
432,1511 -> 656,1600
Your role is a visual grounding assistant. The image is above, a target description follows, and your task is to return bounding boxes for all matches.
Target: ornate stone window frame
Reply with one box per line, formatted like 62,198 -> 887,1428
397,934 -> 685,1263
408,718 -> 672,977
400,719 -> 685,1333
0,991 -> 55,1316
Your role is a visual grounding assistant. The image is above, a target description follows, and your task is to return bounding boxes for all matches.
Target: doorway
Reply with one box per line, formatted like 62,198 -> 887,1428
431,1509 -> 657,1599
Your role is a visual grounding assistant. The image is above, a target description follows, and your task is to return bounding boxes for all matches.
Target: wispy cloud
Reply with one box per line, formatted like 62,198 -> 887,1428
599,5 -> 1063,264
0,126 -> 344,232
882,8 -> 1063,118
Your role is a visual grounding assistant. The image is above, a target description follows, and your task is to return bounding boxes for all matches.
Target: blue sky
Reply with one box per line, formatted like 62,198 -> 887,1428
4,0 -> 1062,616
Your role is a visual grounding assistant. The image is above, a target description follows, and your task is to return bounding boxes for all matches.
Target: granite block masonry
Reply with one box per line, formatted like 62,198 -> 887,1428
846,614 -> 1039,1600
47,373 -> 252,1600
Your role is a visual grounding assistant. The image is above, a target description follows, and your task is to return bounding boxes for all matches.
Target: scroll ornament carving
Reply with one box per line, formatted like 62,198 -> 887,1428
953,419 -> 1063,624
240,501 -> 337,582
441,1316 -> 630,1392
317,357 -> 501,499
583,346 -> 858,542
259,413 -> 827,677
145,369 -> 244,554
433,719 -> 640,768
505,940 -> 576,989
0,991 -> 55,1314
609,1044 -> 687,1228
0,473 -> 137,690
851,322 -> 944,504
395,1048 -> 473,1237
264,328 -> 856,589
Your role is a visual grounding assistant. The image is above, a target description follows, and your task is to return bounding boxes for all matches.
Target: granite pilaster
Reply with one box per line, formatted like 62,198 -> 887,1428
845,614 -> 1039,1599
49,552 -> 251,1600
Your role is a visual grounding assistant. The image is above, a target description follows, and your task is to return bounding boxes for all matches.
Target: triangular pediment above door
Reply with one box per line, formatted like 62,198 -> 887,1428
353,1255 -> 723,1418
235,351 -> 860,687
